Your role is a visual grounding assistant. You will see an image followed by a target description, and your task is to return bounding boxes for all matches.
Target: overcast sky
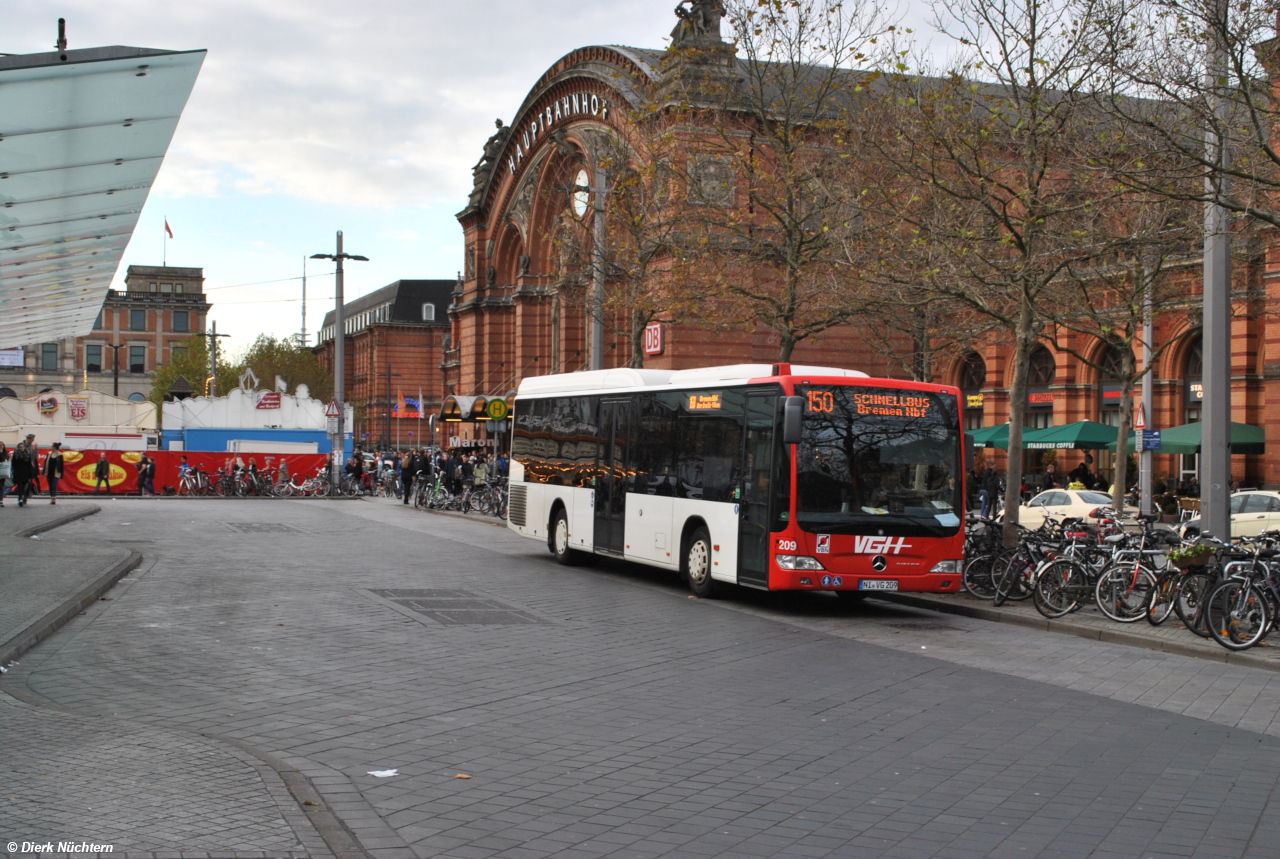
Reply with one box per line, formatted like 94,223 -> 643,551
8,0 -> 932,355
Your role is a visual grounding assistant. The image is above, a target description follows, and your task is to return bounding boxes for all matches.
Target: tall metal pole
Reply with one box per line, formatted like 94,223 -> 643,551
1140,262 -> 1154,516
1201,0 -> 1232,539
590,166 -> 606,371
385,363 -> 392,450
301,256 -> 308,348
209,320 -> 218,397
333,231 -> 346,487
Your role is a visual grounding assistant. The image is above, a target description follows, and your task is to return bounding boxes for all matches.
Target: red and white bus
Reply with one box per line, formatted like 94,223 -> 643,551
507,363 -> 967,597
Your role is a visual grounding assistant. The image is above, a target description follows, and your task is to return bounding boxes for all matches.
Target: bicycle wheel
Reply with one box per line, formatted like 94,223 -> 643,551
214,477 -> 230,498
1033,559 -> 1085,619
313,476 -> 332,497
1174,571 -> 1216,638
1095,563 -> 1156,623
1205,581 -> 1269,651
962,553 -> 999,599
1145,573 -> 1180,626
994,554 -> 1034,606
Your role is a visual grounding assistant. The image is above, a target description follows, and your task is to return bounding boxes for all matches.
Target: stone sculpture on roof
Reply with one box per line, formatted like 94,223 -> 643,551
671,0 -> 726,46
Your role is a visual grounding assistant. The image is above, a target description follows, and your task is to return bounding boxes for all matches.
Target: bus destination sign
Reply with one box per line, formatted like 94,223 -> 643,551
851,392 -> 933,418
688,393 -> 722,410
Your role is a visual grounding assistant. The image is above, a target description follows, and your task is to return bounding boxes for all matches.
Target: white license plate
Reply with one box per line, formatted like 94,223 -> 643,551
859,579 -> 899,591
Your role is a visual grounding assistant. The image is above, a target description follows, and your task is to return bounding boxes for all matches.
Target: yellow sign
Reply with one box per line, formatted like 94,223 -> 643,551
966,394 -> 984,409
487,398 -> 509,420
688,393 -> 722,410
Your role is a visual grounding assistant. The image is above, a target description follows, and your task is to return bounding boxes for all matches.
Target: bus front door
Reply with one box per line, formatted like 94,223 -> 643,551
594,399 -> 628,555
738,392 -> 777,588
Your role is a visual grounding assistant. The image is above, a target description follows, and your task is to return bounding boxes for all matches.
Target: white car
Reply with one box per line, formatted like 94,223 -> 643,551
1180,491 -> 1280,540
1018,489 -> 1138,529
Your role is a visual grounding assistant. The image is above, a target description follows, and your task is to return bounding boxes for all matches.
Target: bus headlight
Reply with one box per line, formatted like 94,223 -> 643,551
929,560 -> 961,574
777,554 -> 825,571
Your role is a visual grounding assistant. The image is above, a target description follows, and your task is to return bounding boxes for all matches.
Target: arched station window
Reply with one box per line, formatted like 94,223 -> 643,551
958,352 -> 986,431
1097,345 -> 1130,427
1025,346 -> 1055,430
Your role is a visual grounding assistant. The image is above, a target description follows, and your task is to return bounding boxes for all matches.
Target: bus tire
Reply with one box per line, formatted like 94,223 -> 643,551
550,508 -> 581,566
684,527 -> 716,597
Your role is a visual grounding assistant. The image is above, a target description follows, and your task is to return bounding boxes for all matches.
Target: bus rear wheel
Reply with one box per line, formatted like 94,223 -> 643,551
550,509 -> 582,566
684,527 -> 716,597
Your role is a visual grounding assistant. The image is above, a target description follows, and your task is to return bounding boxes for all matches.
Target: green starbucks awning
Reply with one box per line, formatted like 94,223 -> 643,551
969,423 -> 1034,449
1022,420 -> 1119,450
1107,421 -> 1265,455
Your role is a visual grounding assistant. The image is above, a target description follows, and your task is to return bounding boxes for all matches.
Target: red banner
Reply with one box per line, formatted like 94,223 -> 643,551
26,450 -> 330,494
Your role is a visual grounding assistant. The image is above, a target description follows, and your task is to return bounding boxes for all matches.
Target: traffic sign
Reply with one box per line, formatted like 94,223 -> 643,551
1135,430 -> 1161,452
486,398 -> 509,420
327,416 -> 340,434
1134,403 -> 1146,429
325,398 -> 341,418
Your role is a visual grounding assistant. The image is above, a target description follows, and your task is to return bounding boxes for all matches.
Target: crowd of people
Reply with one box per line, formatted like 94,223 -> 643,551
345,447 -> 509,502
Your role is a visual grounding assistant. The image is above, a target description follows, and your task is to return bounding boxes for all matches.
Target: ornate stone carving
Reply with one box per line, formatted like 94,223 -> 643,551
486,265 -> 496,288
519,254 -> 531,276
689,155 -> 736,207
671,0 -> 725,46
464,245 -> 476,281
468,119 -> 509,207
506,176 -> 538,243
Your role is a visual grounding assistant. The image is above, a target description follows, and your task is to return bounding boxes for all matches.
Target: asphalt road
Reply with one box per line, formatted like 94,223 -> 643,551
5,498 -> 1280,859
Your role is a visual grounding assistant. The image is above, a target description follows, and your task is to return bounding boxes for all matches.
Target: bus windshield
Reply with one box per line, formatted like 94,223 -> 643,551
792,385 -> 962,536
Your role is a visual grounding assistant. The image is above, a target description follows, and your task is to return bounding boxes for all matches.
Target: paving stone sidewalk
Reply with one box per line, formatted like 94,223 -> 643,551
882,587 -> 1280,670
0,504 -> 337,859
9,498 -> 1280,859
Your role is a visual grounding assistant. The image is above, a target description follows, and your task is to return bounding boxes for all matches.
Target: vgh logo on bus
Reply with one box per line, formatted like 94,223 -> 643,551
854,536 -> 911,555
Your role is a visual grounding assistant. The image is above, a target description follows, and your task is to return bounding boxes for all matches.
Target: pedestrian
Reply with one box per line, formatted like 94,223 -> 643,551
13,435 -> 37,507
473,454 -> 488,485
981,462 -> 1000,518
0,442 -> 10,507
144,456 -> 158,496
94,452 -> 112,494
1041,463 -> 1058,491
43,442 -> 65,505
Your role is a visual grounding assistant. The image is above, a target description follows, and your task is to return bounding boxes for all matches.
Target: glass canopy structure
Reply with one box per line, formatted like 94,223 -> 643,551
0,44 -> 205,349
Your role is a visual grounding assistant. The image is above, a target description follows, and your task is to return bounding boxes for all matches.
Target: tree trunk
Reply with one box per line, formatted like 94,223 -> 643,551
1002,299 -> 1035,548
778,329 -> 796,362
629,306 -> 645,369
1113,374 -> 1134,512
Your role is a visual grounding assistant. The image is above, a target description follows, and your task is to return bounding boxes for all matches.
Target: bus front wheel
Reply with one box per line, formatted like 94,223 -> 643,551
684,527 -> 716,597
550,509 -> 581,566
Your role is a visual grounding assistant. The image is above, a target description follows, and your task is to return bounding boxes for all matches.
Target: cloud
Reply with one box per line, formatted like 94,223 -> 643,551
11,0 -> 685,208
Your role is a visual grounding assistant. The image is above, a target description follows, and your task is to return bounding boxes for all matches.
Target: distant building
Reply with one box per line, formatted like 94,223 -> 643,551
0,265 -> 211,402
315,279 -> 453,449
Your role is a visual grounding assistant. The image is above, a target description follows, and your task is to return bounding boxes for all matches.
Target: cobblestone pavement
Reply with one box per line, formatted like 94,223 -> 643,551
7,499 -> 1280,858
0,501 -> 127,657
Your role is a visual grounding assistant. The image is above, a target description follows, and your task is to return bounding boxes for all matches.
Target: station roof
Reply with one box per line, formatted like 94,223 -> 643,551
0,44 -> 206,349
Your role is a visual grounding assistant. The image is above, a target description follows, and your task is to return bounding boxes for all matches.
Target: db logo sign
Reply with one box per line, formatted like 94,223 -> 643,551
815,534 -> 831,554
643,322 -> 664,356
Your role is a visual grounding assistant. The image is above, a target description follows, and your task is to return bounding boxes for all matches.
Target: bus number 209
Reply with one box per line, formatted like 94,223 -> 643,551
776,539 -> 797,552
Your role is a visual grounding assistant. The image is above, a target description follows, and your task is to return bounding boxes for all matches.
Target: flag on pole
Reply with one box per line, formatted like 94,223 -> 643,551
164,219 -> 173,238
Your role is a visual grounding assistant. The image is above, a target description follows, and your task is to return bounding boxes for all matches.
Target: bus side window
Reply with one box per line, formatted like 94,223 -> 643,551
636,394 -> 675,496
676,416 -> 742,502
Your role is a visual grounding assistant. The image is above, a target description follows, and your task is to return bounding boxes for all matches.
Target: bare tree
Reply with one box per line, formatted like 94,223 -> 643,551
660,0 -> 893,361
859,0 -> 1128,543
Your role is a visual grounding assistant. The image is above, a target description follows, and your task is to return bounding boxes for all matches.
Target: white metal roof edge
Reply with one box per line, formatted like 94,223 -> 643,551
515,363 -> 870,398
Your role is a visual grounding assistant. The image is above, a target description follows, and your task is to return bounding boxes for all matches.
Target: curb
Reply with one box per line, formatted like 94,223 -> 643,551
879,592 -> 1280,674
13,503 -> 100,538
0,548 -> 142,668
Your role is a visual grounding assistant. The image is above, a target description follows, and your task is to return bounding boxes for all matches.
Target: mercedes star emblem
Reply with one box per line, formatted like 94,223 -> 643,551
871,555 -> 888,572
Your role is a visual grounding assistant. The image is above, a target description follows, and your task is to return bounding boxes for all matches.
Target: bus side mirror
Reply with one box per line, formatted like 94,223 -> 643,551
782,397 -> 804,445
964,433 -> 975,470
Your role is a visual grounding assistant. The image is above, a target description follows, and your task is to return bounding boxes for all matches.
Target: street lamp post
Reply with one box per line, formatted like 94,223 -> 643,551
106,343 -> 125,398
311,231 -> 369,491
